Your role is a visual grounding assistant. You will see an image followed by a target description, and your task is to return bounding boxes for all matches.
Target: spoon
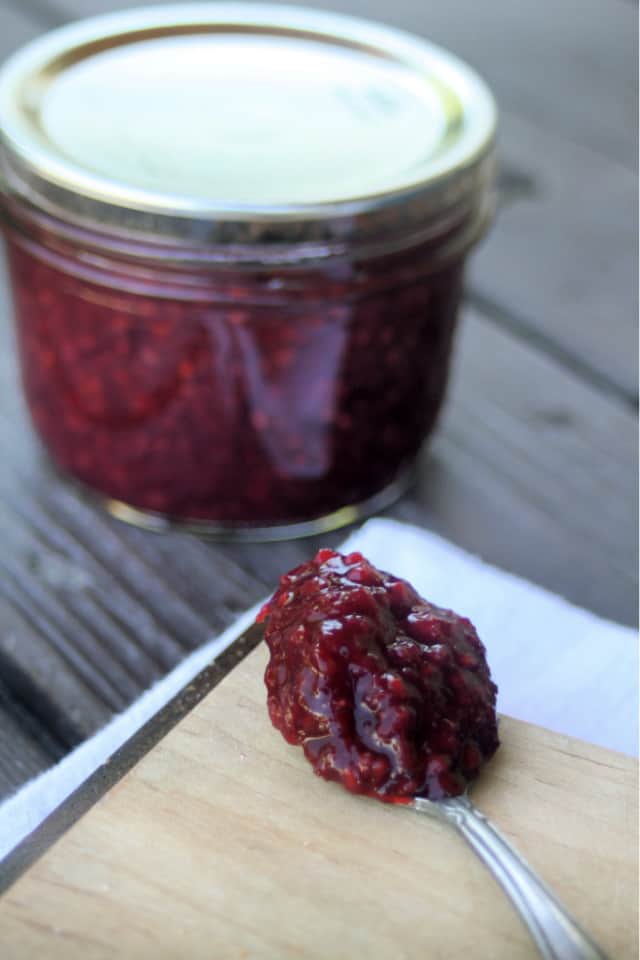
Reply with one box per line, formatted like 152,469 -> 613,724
412,793 -> 609,960
260,549 -> 611,959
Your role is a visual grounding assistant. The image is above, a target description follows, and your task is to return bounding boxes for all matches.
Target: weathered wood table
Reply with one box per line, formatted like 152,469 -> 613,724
0,0 -> 636,822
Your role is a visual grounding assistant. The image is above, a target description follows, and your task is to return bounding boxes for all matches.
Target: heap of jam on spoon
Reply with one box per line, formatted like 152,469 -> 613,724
259,548 -> 499,803
258,549 -> 608,960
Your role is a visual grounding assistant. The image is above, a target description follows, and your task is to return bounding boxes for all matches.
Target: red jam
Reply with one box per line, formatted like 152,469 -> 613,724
5,226 -> 463,527
259,549 -> 499,802
0,5 -> 496,534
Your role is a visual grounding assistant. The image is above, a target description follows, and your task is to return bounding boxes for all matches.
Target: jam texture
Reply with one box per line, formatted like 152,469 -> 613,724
6,225 -> 462,528
259,549 -> 499,802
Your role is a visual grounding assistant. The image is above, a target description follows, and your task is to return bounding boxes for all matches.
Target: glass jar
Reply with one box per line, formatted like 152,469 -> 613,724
0,4 -> 497,539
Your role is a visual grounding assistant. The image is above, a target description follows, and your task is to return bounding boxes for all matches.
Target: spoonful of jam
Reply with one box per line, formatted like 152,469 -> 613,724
258,548 -> 608,960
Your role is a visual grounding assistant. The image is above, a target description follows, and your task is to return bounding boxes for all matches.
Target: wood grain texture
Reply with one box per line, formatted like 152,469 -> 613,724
402,307 -> 638,625
470,111 -> 637,401
0,678 -> 64,794
1,644 -> 636,959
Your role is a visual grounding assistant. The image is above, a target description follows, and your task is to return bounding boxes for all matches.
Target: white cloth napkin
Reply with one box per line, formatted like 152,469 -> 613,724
0,518 -> 636,862
342,520 -> 638,756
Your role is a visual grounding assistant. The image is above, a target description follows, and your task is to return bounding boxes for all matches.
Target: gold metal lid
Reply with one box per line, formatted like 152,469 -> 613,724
0,4 -> 497,255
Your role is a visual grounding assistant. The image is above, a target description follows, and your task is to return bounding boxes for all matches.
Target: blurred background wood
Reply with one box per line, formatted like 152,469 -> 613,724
0,0 -> 636,800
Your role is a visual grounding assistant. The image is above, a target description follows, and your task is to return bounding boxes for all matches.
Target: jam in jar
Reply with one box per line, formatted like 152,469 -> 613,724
0,5 -> 496,538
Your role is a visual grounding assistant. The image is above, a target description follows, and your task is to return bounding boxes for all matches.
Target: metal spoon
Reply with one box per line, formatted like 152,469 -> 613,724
412,793 -> 609,960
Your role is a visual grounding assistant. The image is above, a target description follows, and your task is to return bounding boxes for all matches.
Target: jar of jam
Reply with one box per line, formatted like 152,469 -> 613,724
0,4 -> 496,539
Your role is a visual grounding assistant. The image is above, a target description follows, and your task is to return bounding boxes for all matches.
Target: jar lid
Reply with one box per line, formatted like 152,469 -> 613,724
0,4 -> 497,256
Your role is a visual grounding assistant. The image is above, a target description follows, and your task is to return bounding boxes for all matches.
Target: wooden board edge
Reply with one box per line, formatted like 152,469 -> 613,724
0,622 -> 264,894
2,620 -> 636,899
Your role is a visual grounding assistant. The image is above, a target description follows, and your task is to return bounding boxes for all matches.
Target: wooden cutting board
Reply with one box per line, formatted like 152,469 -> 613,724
1,643 -> 637,959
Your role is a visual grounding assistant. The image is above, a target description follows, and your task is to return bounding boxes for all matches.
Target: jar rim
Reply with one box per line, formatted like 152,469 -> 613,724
0,3 -> 497,250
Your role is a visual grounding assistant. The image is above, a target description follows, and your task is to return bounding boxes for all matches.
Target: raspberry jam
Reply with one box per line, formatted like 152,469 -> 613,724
0,5 -> 496,536
6,230 -> 463,527
259,549 -> 499,802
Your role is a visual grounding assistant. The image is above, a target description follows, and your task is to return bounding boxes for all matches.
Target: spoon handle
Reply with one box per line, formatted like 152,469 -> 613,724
412,795 -> 609,960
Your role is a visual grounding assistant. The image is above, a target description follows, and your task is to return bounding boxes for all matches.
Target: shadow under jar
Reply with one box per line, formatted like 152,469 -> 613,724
0,4 -> 497,539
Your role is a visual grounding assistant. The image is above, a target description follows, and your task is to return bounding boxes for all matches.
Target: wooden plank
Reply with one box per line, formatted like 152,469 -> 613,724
0,678 -> 63,795
0,595 -> 111,748
396,306 -> 638,627
1,643 -> 636,959
0,709 -> 56,796
469,110 -> 637,400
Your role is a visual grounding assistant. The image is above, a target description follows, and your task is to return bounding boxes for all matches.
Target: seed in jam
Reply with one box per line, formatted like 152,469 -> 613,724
260,549 -> 499,802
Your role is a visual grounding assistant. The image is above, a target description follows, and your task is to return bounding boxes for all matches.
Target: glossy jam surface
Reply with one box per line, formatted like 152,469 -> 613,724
7,229 -> 462,528
259,549 -> 499,802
